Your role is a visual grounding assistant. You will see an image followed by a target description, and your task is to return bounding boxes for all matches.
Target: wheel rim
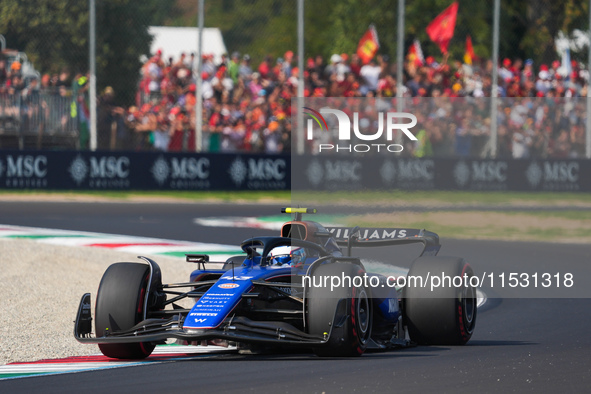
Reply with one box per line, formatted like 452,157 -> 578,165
463,284 -> 476,331
356,288 -> 370,339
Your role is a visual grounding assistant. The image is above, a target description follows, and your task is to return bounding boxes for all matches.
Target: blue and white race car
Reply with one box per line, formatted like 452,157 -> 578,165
75,208 -> 477,358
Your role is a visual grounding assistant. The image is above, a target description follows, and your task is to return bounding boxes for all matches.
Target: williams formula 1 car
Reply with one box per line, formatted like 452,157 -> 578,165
75,208 -> 477,358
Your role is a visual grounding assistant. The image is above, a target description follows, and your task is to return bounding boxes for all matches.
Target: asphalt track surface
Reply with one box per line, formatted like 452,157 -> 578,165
1,201 -> 591,393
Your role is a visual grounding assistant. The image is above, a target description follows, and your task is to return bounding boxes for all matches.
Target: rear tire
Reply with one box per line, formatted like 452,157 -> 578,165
307,262 -> 372,357
403,256 -> 477,345
95,263 -> 156,359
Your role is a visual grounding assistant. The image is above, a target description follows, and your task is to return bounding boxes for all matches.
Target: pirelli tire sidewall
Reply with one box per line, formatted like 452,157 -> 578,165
95,262 -> 156,359
307,262 -> 372,357
403,256 -> 477,346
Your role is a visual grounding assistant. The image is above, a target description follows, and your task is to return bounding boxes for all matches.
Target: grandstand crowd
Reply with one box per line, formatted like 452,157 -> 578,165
0,49 -> 589,158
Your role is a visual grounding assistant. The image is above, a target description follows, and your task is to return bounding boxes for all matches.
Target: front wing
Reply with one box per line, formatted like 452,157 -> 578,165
74,293 -> 329,347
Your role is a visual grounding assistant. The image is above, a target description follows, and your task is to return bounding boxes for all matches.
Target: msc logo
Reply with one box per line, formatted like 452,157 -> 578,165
454,161 -> 507,187
69,155 -> 129,185
91,156 -> 129,178
228,157 -> 286,188
171,157 -> 209,179
0,154 -> 48,188
381,159 -> 434,184
151,156 -> 210,189
304,107 -> 417,153
307,159 -> 362,186
0,155 -> 47,178
526,161 -> 579,190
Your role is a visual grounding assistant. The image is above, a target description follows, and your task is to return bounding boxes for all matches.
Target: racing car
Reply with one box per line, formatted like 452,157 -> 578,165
75,207 -> 477,358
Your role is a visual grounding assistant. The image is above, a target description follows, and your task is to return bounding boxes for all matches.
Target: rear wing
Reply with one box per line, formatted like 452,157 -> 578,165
323,227 -> 440,257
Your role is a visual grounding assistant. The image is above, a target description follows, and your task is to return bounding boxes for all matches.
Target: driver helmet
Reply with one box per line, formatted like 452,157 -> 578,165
269,246 -> 307,266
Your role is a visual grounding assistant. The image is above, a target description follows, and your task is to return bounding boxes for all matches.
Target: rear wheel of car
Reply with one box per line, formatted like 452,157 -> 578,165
95,262 -> 155,359
307,262 -> 372,357
403,256 -> 477,345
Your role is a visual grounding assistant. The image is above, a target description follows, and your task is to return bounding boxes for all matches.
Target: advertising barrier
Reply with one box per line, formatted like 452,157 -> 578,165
293,156 -> 591,192
0,150 -> 290,191
0,150 -> 588,192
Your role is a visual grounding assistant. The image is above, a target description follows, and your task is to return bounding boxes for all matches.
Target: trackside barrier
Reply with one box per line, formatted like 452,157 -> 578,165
0,151 -> 589,191
0,91 -> 78,150
0,151 -> 290,190
293,156 -> 591,192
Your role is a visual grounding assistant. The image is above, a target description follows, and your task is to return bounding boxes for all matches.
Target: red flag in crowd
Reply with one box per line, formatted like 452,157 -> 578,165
464,35 -> 478,65
425,1 -> 458,55
357,25 -> 380,64
407,39 -> 425,67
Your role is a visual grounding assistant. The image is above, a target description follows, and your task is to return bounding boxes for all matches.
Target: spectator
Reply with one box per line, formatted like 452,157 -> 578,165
73,75 -> 90,149
454,118 -> 472,157
511,122 -> 533,158
413,126 -> 433,158
263,120 -> 281,153
239,54 -> 253,80
282,50 -> 294,76
228,51 -> 241,83
97,86 -> 117,150
131,103 -> 157,150
121,45 -> 591,158
550,129 -> 571,158
0,60 -> 7,87
359,58 -> 381,95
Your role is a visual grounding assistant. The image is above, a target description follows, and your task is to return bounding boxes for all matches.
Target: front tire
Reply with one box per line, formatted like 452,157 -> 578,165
403,256 -> 477,345
95,262 -> 156,359
307,262 -> 372,357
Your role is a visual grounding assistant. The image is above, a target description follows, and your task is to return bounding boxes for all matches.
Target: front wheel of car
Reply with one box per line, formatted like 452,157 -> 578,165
95,262 -> 156,359
307,262 -> 372,357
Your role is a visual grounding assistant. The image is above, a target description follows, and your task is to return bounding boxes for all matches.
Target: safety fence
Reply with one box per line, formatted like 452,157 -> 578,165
0,91 -> 79,150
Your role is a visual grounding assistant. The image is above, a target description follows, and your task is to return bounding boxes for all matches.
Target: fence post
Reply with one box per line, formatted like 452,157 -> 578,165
396,0 -> 405,146
17,93 -> 23,149
490,0 -> 500,158
195,0 -> 204,152
296,0 -> 305,155
89,0 -> 97,151
587,0 -> 591,158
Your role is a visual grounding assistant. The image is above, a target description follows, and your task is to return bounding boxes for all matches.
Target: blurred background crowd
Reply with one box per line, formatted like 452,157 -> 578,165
0,0 -> 590,158
0,48 -> 588,158
122,48 -> 590,158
